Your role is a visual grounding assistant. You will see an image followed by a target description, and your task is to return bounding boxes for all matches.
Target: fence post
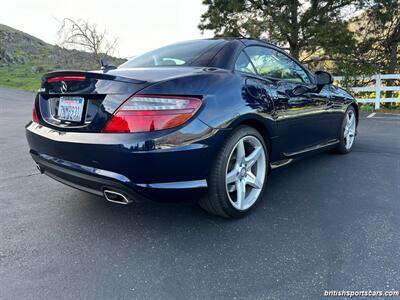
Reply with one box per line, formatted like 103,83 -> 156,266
375,74 -> 381,109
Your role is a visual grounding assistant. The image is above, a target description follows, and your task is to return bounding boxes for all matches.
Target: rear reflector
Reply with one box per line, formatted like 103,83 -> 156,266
47,76 -> 86,83
102,95 -> 202,133
32,101 -> 39,123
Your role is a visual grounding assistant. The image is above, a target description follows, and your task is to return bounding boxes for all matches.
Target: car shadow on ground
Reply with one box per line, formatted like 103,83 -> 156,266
50,150 -> 366,298
62,151 -> 347,228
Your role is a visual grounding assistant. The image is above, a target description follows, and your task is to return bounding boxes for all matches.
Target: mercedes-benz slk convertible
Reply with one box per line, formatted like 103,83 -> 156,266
26,38 -> 358,218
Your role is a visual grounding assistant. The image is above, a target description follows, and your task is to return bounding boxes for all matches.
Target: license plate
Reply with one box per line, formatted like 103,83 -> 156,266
58,97 -> 84,122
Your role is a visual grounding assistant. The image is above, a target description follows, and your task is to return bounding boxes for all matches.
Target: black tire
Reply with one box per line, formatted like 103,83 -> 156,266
334,106 -> 357,154
199,126 -> 269,218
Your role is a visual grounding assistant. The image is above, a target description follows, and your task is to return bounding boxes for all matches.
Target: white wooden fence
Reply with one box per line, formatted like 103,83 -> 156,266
333,74 -> 400,109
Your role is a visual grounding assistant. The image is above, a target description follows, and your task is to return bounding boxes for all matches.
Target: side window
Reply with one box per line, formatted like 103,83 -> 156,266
234,52 -> 257,75
244,46 -> 311,84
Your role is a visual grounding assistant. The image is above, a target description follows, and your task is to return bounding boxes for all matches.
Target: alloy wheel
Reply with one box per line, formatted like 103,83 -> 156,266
344,110 -> 356,149
225,136 -> 266,211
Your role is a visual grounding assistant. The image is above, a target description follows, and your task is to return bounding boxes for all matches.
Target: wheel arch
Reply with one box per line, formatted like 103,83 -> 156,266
350,102 -> 359,125
230,115 -> 274,164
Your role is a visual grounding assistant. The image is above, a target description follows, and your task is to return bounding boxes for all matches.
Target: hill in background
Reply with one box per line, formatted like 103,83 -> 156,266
0,24 -> 126,91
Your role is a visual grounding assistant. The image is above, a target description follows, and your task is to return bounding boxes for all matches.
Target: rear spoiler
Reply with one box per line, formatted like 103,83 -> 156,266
42,70 -> 146,85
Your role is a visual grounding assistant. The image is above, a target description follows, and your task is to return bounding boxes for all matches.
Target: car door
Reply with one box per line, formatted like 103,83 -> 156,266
243,46 -> 331,156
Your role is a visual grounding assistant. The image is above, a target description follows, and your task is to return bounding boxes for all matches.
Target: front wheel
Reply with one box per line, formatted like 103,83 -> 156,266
335,106 -> 357,154
199,126 -> 268,218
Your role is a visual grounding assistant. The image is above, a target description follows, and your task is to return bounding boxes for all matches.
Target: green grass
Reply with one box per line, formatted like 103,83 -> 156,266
0,64 -> 43,92
359,103 -> 400,113
359,104 -> 375,112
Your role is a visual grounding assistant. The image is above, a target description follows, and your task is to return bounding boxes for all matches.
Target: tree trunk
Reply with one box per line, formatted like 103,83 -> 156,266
383,42 -> 398,103
289,43 -> 300,60
386,43 -> 399,74
289,0 -> 300,60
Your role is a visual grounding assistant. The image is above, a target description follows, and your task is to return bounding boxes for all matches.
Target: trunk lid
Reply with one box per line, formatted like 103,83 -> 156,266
37,67 -> 204,132
38,70 -> 149,132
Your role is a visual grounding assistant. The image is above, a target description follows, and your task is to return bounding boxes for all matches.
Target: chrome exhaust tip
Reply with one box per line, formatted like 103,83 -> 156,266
103,190 -> 132,205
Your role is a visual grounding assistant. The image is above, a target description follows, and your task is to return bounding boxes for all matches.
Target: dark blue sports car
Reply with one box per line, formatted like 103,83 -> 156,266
26,38 -> 358,218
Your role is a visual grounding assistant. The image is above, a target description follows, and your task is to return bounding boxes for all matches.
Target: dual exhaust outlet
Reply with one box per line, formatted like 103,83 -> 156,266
103,190 -> 132,205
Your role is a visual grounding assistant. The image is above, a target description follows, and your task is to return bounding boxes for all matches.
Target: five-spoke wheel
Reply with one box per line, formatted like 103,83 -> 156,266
199,126 -> 268,218
335,106 -> 357,154
343,109 -> 356,150
225,136 -> 266,211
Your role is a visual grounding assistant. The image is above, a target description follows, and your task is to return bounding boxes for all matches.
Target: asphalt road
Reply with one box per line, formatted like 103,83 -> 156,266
1,87 -> 400,300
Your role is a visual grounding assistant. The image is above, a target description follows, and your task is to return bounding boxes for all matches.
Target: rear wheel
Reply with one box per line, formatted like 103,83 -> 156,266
335,106 -> 357,154
199,126 -> 268,218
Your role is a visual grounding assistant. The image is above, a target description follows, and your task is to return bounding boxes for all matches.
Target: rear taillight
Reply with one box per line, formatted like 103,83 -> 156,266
102,95 -> 202,133
32,101 -> 39,123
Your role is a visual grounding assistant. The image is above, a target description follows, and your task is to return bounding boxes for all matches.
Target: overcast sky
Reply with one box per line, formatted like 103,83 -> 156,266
0,0 -> 213,58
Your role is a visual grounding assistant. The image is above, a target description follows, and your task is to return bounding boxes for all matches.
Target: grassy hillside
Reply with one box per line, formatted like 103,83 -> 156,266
0,24 -> 125,92
0,64 -> 42,91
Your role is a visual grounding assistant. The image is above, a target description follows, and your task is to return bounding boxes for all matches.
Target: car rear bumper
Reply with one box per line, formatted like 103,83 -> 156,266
26,120 -> 229,202
31,152 -> 147,201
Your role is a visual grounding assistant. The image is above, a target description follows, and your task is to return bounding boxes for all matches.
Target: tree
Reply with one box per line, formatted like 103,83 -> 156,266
349,0 -> 400,74
199,0 -> 361,68
57,18 -> 118,63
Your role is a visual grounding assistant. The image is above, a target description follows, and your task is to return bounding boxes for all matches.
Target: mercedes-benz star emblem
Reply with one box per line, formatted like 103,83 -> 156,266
60,81 -> 68,93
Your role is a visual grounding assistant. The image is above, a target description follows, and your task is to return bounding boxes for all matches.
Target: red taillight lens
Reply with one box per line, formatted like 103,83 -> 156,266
102,95 -> 202,133
47,76 -> 86,83
32,102 -> 39,123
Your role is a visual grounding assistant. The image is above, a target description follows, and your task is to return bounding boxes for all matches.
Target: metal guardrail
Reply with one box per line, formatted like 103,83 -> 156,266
333,74 -> 400,109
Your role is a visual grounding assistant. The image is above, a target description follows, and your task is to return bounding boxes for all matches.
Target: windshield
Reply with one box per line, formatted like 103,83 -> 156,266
119,40 -> 222,68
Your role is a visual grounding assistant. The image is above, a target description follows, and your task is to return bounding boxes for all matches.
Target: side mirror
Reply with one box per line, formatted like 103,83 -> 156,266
315,71 -> 333,86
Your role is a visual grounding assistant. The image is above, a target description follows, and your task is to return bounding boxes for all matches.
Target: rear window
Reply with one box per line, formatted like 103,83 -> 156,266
120,40 -> 222,68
